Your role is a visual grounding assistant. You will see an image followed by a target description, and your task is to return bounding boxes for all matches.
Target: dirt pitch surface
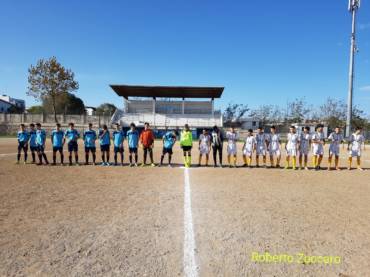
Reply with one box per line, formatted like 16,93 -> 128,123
1,138 -> 370,277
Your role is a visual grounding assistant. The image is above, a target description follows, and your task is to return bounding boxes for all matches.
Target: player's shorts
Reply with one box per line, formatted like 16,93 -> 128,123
329,145 -> 340,156
114,146 -> 124,153
129,147 -> 138,154
256,146 -> 266,156
299,147 -> 309,156
18,141 -> 28,151
312,144 -> 324,156
68,141 -> 78,152
286,148 -> 297,157
182,146 -> 192,152
36,145 -> 45,152
162,147 -> 173,155
227,144 -> 237,155
53,146 -> 63,152
243,148 -> 253,157
269,148 -> 281,156
199,144 -> 210,155
100,144 -> 110,152
85,146 -> 96,153
349,149 -> 361,157
30,146 -> 38,152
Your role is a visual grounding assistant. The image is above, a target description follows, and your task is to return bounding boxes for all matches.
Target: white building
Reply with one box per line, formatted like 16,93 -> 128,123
85,106 -> 96,116
110,84 -> 224,129
0,95 -> 25,112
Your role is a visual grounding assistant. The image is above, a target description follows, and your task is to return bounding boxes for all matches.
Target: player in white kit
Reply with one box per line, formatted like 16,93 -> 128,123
311,124 -> 325,170
327,126 -> 344,171
242,129 -> 256,167
226,127 -> 238,168
267,126 -> 281,168
285,126 -> 299,170
298,126 -> 311,170
347,126 -> 366,170
198,129 -> 211,166
255,127 -> 268,168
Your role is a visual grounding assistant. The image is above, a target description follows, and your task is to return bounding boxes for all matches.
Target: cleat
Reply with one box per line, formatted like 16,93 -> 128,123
357,167 -> 364,171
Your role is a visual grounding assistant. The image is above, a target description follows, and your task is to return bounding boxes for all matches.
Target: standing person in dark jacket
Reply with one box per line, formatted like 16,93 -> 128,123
211,125 -> 224,167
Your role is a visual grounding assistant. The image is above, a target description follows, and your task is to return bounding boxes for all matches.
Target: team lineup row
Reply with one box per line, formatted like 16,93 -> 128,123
15,122 -> 366,170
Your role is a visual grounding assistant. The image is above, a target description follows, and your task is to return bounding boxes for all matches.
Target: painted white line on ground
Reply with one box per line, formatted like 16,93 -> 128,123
183,168 -> 198,277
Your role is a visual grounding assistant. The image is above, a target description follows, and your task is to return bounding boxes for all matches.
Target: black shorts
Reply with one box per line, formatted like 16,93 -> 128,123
114,146 -> 124,153
36,145 -> 45,152
100,144 -> 110,152
162,147 -> 173,155
68,141 -> 78,152
85,146 -> 96,153
182,146 -> 192,152
30,146 -> 38,152
18,142 -> 28,151
53,146 -> 63,152
129,147 -> 138,154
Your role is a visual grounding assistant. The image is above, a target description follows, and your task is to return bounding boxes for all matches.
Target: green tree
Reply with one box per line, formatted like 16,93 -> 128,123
27,56 -> 79,122
96,103 -> 117,116
43,93 -> 85,114
27,105 -> 44,114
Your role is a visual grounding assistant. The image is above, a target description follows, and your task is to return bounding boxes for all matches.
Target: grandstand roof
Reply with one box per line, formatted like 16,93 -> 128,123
110,85 -> 224,99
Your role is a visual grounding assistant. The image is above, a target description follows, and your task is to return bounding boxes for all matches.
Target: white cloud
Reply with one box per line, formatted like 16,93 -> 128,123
359,85 -> 370,92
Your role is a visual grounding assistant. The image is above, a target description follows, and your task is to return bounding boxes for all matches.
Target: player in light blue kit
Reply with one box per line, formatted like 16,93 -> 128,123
64,122 -> 80,166
16,124 -> 29,164
51,123 -> 65,165
99,124 -> 111,166
29,123 -> 37,163
126,123 -> 139,167
35,123 -> 49,165
160,130 -> 177,167
112,123 -> 125,166
83,123 -> 97,165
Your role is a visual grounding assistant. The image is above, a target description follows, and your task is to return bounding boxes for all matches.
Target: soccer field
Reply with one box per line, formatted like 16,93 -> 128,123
0,138 -> 370,276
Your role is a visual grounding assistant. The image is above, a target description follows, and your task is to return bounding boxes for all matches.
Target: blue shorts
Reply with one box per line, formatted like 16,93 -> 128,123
68,141 -> 78,152
30,146 -> 38,152
36,145 -> 45,152
18,141 -> 28,151
85,146 -> 96,153
129,147 -> 138,154
114,146 -> 124,153
100,144 -> 110,152
53,146 -> 63,152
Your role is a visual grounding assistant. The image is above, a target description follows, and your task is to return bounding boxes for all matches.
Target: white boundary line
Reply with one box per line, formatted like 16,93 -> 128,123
183,168 -> 198,277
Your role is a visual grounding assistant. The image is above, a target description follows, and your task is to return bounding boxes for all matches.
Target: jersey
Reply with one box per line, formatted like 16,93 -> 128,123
255,133 -> 267,155
29,130 -> 37,147
35,129 -> 47,146
51,130 -> 64,147
64,129 -> 80,143
268,133 -> 281,154
99,129 -> 111,146
243,135 -> 256,156
349,133 -> 365,157
328,132 -> 343,156
311,132 -> 325,155
299,133 -> 311,155
113,130 -> 125,147
286,133 -> 299,156
17,130 -> 29,143
199,134 -> 211,154
211,131 -> 223,147
83,129 -> 97,148
226,131 -> 238,155
180,130 -> 193,147
163,132 -> 176,149
127,130 -> 139,148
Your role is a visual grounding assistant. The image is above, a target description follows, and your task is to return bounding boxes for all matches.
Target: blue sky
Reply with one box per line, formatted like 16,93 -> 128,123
0,0 -> 369,114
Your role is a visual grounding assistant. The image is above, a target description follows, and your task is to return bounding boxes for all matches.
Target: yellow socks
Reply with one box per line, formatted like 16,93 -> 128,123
312,156 -> 317,167
328,156 -> 332,168
348,157 -> 352,169
292,157 -> 297,169
243,156 -> 247,165
285,157 -> 290,169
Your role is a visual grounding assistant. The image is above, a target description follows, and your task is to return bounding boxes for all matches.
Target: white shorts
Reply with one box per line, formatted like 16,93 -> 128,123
329,145 -> 340,156
243,149 -> 253,157
312,144 -> 324,156
256,146 -> 266,156
349,150 -> 361,157
269,149 -> 281,156
286,148 -> 297,157
227,144 -> 237,155
199,145 -> 210,155
299,147 -> 309,156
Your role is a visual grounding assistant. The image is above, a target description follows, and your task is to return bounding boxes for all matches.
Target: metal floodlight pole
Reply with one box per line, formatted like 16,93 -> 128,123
346,0 -> 360,137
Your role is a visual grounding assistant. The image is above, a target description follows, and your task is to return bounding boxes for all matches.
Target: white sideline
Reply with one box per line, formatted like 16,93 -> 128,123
183,168 -> 198,277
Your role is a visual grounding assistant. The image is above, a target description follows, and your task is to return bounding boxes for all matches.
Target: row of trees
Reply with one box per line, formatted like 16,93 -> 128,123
223,97 -> 369,130
26,57 -> 117,122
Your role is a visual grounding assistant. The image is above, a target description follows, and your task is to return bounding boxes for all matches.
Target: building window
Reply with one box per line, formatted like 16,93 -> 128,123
252,121 -> 256,126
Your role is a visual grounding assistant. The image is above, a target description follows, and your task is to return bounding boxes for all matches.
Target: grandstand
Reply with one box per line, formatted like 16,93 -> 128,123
109,84 -> 224,129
